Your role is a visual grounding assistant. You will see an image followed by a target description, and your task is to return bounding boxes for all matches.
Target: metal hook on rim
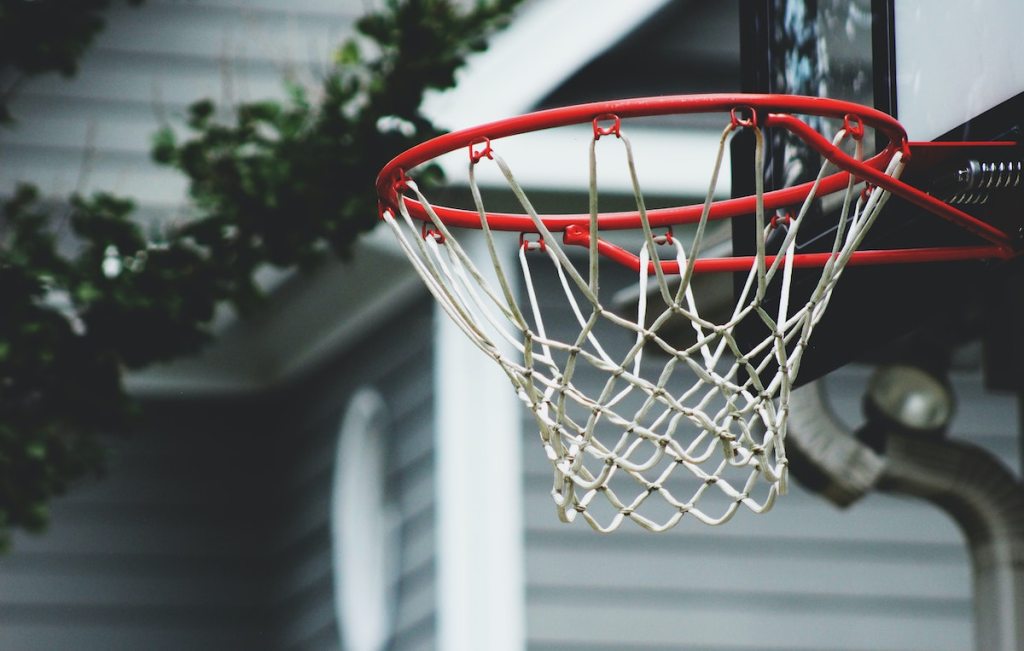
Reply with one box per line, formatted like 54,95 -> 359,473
520,232 -> 547,252
770,211 -> 793,229
593,113 -> 621,140
730,106 -> 758,129
843,114 -> 865,141
422,222 -> 445,243
468,137 -> 493,164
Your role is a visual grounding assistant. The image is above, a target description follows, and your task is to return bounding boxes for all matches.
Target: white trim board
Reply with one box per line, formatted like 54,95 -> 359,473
125,226 -> 422,397
432,126 -> 732,197
434,232 -> 525,651
422,0 -> 673,128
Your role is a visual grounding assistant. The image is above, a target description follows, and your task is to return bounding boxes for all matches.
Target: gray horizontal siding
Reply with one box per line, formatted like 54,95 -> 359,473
0,0 -> 360,210
526,605 -> 969,651
0,399 -> 279,651
268,295 -> 436,651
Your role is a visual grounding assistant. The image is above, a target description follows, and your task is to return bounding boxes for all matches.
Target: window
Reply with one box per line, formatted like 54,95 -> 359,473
331,388 -> 400,651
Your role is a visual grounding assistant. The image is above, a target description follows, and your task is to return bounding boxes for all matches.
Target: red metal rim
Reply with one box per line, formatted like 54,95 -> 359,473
375,93 -> 909,232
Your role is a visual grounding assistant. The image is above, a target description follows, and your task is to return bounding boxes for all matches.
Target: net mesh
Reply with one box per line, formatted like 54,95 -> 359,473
383,116 -> 904,531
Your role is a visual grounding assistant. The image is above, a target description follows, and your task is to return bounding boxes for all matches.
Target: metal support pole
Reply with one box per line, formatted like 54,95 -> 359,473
789,381 -> 1024,651
880,434 -> 1024,651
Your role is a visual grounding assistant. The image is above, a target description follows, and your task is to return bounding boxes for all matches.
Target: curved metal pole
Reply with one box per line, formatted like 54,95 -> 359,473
789,381 -> 1024,651
880,433 -> 1024,651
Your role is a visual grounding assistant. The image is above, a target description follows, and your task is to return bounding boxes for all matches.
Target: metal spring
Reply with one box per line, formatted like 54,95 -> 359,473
947,160 -> 1022,205
948,192 -> 991,205
974,160 -> 1022,189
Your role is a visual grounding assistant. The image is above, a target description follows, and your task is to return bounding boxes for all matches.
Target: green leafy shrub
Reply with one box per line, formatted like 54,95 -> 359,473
0,0 -> 523,550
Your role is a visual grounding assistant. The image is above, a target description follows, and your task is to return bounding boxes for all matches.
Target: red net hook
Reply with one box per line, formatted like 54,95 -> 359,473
770,212 -> 793,229
468,137 -> 493,164
860,184 -> 875,203
391,169 -> 411,194
730,106 -> 758,128
520,232 -> 547,252
422,222 -> 445,244
592,113 -> 621,140
843,114 -> 865,141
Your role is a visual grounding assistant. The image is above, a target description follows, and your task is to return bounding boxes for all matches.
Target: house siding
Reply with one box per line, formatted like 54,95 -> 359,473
0,0 -> 360,212
0,293 -> 436,651
0,399 -> 280,650
268,295 -> 436,651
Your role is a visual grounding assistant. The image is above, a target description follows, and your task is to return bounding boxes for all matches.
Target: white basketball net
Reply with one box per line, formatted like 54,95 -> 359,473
383,116 -> 904,531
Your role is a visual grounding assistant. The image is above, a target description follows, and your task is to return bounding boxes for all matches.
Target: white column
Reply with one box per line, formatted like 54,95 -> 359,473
434,231 -> 525,651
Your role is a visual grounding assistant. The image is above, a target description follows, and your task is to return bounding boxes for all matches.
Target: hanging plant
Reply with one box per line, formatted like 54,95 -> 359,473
0,0 -> 523,550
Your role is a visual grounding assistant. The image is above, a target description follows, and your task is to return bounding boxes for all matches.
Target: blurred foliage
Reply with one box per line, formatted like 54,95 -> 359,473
0,0 -> 144,124
0,0 -> 523,550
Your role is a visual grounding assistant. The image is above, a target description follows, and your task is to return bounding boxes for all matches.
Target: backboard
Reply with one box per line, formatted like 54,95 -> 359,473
735,0 -> 1024,387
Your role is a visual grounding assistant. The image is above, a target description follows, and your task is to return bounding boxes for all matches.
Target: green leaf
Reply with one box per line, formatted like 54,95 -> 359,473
0,0 -> 525,553
25,441 -> 46,460
151,127 -> 177,164
187,99 -> 216,128
335,39 -> 361,66
75,281 -> 101,304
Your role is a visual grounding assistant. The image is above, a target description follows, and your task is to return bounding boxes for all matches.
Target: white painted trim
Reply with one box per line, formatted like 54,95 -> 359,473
331,388 -> 399,651
435,127 -> 732,196
124,226 -> 423,397
434,232 -> 524,651
422,0 -> 673,129
422,0 -> 727,197
272,271 -> 424,381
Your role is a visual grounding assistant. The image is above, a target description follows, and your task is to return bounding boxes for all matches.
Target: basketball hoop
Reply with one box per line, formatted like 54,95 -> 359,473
375,94 -> 1019,531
